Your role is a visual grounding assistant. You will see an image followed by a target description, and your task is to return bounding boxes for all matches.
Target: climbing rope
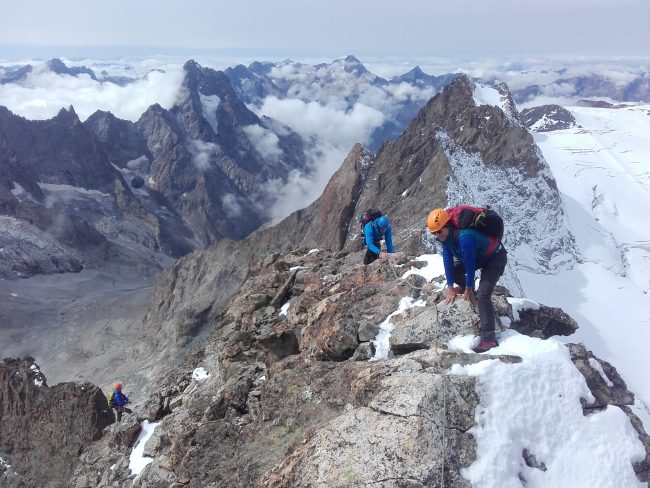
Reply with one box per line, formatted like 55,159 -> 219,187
434,353 -> 450,488
383,259 -> 426,291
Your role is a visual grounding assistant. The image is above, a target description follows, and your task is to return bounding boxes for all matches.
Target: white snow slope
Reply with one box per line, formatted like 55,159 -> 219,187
374,254 -> 647,487
522,104 -> 650,406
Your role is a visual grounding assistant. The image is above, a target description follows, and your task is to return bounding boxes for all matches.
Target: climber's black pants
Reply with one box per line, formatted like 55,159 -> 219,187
452,248 -> 508,342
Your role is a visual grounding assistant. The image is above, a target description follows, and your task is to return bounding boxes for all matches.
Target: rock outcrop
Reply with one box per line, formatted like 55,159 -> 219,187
0,357 -> 114,487
520,104 -> 579,132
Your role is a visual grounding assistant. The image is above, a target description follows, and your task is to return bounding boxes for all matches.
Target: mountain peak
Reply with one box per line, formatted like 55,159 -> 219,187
47,58 -> 67,73
183,59 -> 201,73
344,54 -> 362,64
46,58 -> 97,80
55,105 -> 80,123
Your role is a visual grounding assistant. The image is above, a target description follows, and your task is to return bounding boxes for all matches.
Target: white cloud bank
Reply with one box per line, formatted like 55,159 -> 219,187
0,64 -> 186,121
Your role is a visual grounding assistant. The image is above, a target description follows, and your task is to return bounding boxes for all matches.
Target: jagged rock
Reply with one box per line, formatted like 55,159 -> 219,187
522,448 -> 547,471
351,342 -> 375,361
358,320 -> 381,342
513,304 -> 578,338
520,104 -> 579,132
0,357 -> 114,487
568,343 -> 634,409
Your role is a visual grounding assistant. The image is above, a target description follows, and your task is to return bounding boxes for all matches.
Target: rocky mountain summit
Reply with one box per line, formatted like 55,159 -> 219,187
140,75 -> 579,355
520,105 -> 580,132
2,248 -> 648,487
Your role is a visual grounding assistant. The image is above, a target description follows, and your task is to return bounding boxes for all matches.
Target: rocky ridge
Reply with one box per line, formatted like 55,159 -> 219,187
138,75 -> 579,361
520,104 -> 580,132
0,357 -> 114,487
3,247 -> 646,487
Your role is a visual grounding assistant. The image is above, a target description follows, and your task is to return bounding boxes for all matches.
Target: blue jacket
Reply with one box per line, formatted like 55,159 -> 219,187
442,228 -> 498,288
364,221 -> 394,256
112,391 -> 129,407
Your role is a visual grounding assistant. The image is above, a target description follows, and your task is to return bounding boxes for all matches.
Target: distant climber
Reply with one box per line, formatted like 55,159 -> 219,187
427,208 -> 507,353
108,383 -> 132,421
362,212 -> 394,265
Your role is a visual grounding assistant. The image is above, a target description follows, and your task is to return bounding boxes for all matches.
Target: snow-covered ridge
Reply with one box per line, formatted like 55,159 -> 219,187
437,130 -> 579,283
472,81 -> 519,124
451,332 -> 646,488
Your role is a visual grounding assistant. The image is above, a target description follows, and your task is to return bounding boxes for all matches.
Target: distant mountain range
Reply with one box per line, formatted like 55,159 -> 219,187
0,60 -> 310,279
3,56 -> 648,281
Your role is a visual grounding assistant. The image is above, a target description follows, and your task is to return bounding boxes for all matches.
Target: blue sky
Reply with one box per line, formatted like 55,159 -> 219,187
0,0 -> 648,59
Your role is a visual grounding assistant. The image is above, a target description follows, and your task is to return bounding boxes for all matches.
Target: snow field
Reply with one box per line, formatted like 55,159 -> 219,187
372,253 -> 646,486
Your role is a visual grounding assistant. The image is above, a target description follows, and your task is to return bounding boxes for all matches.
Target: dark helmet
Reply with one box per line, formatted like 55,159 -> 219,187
376,215 -> 389,230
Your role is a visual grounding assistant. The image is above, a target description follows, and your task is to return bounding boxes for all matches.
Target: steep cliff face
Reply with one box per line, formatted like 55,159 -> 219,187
343,76 -> 578,278
0,357 -> 114,487
0,106 -> 170,278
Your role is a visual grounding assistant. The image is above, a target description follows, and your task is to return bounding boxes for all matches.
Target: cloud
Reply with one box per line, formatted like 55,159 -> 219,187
260,142 -> 349,223
384,82 -> 436,103
242,124 -> 284,161
0,61 -> 186,121
257,96 -> 384,151
188,139 -> 217,171
221,193 -> 244,218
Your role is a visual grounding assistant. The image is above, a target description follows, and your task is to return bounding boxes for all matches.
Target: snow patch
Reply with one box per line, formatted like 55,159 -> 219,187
472,83 -> 503,109
401,254 -> 445,284
200,94 -> 221,135
371,297 -> 426,360
450,331 -> 645,487
191,367 -> 210,381
588,357 -> 614,387
128,420 -> 160,477
507,297 -> 540,322
279,301 -> 290,316
38,182 -> 110,197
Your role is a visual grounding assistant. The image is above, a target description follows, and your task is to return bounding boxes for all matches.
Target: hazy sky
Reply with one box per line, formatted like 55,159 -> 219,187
1,0 -> 648,58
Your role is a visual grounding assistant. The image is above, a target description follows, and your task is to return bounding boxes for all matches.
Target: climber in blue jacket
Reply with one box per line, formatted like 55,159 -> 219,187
108,383 -> 132,421
363,215 -> 394,265
428,208 -> 507,353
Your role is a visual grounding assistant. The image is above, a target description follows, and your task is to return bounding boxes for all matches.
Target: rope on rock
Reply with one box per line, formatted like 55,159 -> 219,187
435,354 -> 450,488
383,259 -> 426,291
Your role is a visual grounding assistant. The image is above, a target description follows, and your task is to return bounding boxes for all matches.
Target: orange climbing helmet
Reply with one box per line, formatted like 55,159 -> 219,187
114,383 -> 122,390
427,208 -> 451,233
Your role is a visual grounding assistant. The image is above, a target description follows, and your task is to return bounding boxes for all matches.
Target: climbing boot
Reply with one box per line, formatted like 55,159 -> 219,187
473,340 -> 498,353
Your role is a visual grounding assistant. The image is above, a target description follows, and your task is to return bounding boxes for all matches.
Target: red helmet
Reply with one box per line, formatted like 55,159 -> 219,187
114,383 -> 122,390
